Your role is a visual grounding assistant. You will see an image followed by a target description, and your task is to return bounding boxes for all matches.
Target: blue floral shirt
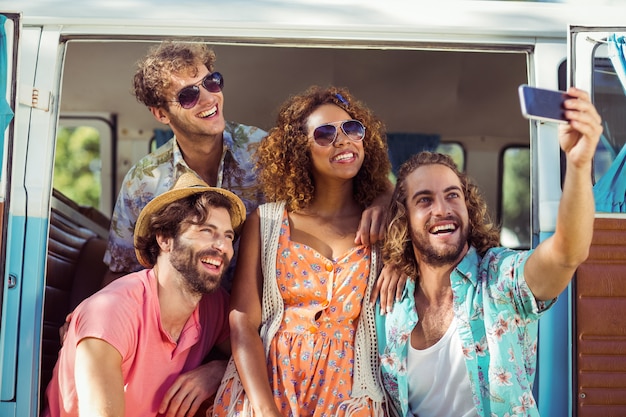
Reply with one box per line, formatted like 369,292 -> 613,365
103,121 -> 266,277
375,246 -> 555,417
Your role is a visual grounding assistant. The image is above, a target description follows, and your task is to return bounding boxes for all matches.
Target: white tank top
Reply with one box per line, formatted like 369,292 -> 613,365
407,317 -> 478,417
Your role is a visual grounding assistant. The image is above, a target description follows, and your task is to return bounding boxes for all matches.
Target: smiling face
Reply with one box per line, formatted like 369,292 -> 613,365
157,63 -> 226,143
404,163 -> 470,268
305,103 -> 365,182
168,206 -> 234,294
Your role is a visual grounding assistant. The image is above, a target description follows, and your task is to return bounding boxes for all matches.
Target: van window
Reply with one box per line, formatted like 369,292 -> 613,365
54,116 -> 115,217
437,142 -> 465,172
386,141 -> 465,183
592,53 -> 626,181
500,146 -> 530,249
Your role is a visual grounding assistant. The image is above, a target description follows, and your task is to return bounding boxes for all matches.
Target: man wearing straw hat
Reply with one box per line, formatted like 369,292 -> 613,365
43,173 -> 245,417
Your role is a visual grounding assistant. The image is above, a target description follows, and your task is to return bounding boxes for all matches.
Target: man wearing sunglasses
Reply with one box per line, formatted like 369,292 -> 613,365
102,41 -> 266,288
103,41 -> 393,289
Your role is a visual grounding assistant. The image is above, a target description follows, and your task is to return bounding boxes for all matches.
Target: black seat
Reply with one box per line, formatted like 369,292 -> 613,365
40,193 -> 109,412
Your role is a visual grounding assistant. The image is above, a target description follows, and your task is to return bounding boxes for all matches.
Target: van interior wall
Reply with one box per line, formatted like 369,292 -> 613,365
60,41 -> 530,216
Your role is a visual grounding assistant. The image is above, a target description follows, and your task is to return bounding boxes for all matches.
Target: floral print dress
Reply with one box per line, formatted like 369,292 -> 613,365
213,209 -> 375,417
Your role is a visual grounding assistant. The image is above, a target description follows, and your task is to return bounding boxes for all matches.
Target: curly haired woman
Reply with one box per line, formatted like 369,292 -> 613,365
212,86 -> 392,417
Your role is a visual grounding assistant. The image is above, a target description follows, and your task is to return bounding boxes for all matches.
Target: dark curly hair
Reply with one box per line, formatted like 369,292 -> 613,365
256,85 -> 391,211
383,151 -> 500,279
132,41 -> 217,109
134,191 -> 233,268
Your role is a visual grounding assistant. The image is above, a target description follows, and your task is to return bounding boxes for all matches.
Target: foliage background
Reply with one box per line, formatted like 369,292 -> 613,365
53,126 -> 101,208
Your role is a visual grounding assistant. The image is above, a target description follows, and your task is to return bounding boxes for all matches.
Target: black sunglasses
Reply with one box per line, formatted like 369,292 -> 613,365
311,120 -> 366,147
170,72 -> 224,109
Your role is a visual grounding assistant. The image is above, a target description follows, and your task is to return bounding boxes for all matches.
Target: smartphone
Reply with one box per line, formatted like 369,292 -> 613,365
518,84 -> 571,124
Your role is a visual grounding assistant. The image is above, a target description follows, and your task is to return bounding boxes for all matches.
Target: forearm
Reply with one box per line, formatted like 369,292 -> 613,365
373,178 -> 394,207
230,317 -> 281,416
553,158 -> 594,266
355,179 -> 394,245
551,86 -> 602,265
527,160 -> 594,300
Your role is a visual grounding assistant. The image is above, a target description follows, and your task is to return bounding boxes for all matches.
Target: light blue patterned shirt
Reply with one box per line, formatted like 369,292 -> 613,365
103,121 -> 266,278
376,246 -> 555,417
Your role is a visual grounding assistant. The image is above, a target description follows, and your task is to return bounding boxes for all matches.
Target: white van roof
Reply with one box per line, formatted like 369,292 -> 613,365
9,0 -> 626,41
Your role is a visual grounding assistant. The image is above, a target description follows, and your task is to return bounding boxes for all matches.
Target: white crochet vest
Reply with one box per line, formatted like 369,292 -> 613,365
215,202 -> 386,416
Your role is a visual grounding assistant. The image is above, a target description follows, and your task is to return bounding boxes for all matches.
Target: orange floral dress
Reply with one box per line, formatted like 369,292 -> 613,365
213,209 -> 375,417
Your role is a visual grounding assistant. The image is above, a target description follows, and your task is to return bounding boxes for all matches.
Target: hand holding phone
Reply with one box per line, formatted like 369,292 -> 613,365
518,84 -> 571,124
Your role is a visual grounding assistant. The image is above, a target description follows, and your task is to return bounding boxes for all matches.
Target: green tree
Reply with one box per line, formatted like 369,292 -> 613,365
54,126 -> 101,208
502,148 -> 531,246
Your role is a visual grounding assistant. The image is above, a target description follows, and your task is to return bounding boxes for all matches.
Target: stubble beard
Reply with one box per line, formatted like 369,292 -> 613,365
411,219 -> 468,268
169,238 -> 228,295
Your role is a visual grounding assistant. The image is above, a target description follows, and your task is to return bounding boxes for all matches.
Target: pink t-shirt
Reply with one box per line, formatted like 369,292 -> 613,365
43,269 -> 229,417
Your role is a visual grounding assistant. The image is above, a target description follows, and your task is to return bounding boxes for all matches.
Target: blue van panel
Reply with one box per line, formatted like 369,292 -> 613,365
537,231 -> 572,417
1,213 -> 48,417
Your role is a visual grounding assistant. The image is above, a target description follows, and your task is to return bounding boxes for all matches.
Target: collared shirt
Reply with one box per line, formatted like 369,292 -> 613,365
103,121 -> 266,274
375,246 -> 555,417
43,269 -> 230,417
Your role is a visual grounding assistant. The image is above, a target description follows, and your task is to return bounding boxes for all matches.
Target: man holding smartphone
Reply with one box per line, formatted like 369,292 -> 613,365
375,87 -> 602,417
519,84 -> 572,124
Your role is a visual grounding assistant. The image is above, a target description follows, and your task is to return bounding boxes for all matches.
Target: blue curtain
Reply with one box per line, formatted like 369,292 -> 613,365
387,133 -> 440,176
152,128 -> 174,150
1,15 -> 16,167
594,144 -> 626,213
608,33 -> 626,96
593,34 -> 626,213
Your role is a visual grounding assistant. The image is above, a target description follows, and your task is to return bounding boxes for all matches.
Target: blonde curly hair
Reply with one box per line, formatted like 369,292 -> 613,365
256,86 -> 391,211
133,41 -> 217,109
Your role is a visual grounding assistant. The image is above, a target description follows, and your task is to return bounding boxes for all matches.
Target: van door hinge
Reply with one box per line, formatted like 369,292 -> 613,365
19,84 -> 52,112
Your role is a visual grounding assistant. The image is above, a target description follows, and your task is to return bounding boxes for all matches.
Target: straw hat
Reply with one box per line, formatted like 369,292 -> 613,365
134,172 -> 246,268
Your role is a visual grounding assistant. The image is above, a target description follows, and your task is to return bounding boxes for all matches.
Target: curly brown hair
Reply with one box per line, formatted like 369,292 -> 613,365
383,151 -> 500,278
132,41 -> 217,109
134,191 -> 233,268
256,86 -> 391,211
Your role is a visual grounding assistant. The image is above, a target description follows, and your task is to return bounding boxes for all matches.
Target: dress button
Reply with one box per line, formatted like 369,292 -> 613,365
308,326 -> 317,333
321,300 -> 329,308
325,262 -> 333,272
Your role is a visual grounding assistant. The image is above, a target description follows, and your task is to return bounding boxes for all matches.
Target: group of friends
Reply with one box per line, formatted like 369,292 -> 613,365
42,41 -> 603,417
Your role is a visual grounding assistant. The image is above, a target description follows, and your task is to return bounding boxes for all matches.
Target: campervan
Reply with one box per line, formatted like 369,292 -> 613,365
1,1 -> 625,415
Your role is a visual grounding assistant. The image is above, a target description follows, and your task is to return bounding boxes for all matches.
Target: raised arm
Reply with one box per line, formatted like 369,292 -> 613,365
75,337 -> 124,417
228,210 -> 282,417
524,87 -> 602,301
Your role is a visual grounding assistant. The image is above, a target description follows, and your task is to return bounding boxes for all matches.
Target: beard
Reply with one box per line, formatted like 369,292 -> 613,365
169,237 -> 230,294
410,217 -> 468,268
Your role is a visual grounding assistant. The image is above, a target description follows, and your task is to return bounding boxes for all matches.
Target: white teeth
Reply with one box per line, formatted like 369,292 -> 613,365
198,106 -> 217,118
431,224 -> 456,233
333,152 -> 354,162
201,257 -> 221,267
